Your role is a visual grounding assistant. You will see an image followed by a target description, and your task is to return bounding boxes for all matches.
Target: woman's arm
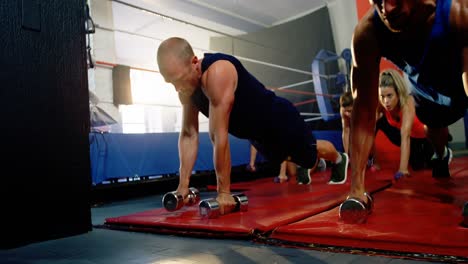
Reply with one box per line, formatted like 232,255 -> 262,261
398,96 -> 417,174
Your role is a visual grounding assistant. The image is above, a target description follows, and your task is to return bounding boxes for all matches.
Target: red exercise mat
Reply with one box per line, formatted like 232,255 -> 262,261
103,170 -> 391,238
270,156 -> 468,259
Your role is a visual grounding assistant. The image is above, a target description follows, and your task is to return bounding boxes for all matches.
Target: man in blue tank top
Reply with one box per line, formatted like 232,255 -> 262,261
343,0 -> 468,222
157,37 -> 349,216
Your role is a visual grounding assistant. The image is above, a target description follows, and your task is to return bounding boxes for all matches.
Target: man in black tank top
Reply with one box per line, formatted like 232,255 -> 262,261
344,0 -> 468,222
157,37 -> 349,216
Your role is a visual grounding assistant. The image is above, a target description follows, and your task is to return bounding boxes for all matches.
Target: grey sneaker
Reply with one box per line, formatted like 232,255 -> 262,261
297,166 -> 311,185
329,152 -> 349,184
317,158 -> 327,172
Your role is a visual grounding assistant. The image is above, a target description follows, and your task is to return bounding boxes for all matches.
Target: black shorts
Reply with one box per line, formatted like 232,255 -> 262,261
249,97 -> 317,168
413,94 -> 467,128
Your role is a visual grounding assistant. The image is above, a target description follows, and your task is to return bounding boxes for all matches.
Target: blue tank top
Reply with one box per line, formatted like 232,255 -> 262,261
191,53 -> 277,139
373,0 -> 465,107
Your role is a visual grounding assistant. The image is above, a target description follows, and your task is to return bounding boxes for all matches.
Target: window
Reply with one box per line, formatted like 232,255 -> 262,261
120,69 -> 208,133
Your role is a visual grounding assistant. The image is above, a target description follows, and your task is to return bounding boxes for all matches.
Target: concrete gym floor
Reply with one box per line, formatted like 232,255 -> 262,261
0,191 -> 444,264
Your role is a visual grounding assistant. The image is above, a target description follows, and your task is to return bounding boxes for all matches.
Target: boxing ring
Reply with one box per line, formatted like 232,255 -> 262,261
89,0 -> 352,185
90,47 -> 350,185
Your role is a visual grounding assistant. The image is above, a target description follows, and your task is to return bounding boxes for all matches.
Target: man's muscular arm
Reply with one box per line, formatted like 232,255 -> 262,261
176,94 -> 199,197
463,47 -> 468,97
349,12 -> 381,199
398,96 -> 417,175
203,60 -> 238,214
450,0 -> 468,96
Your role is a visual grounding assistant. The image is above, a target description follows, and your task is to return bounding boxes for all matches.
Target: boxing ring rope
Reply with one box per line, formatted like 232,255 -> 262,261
235,57 -> 311,76
95,60 -> 160,74
304,117 -> 323,122
270,88 -> 338,98
294,99 -> 317,107
300,112 -> 337,122
276,80 -> 314,89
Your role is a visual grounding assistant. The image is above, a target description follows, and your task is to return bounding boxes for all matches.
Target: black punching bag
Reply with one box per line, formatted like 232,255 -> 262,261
1,0 -> 92,248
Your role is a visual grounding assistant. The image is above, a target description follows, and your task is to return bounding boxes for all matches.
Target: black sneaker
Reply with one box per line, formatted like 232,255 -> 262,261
462,202 -> 468,227
329,153 -> 349,184
297,166 -> 311,185
432,147 -> 452,178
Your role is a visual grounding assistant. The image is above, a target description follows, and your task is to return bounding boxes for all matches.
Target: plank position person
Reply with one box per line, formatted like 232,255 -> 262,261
341,71 -> 444,178
341,0 -> 468,223
157,37 -> 349,216
375,69 -> 435,177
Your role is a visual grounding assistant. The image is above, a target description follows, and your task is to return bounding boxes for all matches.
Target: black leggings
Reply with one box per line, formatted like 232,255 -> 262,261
376,116 -> 433,170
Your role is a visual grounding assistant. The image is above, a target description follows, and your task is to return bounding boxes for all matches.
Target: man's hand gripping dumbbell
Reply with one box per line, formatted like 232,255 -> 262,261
162,187 -> 200,211
199,192 -> 248,218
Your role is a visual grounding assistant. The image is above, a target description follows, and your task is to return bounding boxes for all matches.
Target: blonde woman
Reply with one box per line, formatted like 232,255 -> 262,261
375,69 -> 436,179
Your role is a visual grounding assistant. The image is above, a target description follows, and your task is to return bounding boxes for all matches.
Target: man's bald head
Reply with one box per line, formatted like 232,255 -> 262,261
157,37 -> 195,77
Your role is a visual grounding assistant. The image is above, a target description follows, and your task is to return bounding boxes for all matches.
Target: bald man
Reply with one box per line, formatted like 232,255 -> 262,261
157,37 -> 349,215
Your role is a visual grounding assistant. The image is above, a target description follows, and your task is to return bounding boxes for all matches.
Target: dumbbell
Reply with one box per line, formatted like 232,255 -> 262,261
162,187 -> 200,212
462,201 -> 468,227
364,192 -> 373,213
339,192 -> 373,224
199,193 -> 248,219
